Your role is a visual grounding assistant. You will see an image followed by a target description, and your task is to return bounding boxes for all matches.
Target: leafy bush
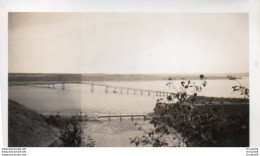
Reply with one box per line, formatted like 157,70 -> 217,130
44,114 -> 67,129
227,75 -> 249,98
58,115 -> 84,147
45,114 -> 95,147
130,75 -> 249,147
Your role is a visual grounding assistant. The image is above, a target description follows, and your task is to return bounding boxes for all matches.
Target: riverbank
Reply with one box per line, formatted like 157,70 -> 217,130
8,100 -> 60,147
8,96 -> 249,147
147,96 -> 249,147
8,99 -> 97,147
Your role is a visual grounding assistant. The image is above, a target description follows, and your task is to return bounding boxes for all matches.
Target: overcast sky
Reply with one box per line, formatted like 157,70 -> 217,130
8,13 -> 248,74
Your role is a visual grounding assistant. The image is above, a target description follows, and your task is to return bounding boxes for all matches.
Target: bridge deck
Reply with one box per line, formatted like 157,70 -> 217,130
98,114 -> 148,121
9,81 -> 176,95
99,115 -> 146,118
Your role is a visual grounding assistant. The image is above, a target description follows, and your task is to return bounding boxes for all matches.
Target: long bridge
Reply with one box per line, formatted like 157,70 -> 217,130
10,81 -> 175,97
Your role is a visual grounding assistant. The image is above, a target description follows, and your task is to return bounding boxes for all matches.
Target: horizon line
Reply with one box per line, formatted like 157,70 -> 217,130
8,72 -> 249,75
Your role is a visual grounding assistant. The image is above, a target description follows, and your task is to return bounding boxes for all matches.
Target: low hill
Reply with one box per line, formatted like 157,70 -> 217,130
8,100 -> 60,147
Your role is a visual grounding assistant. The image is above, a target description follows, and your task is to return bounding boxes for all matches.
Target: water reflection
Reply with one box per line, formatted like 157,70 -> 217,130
9,78 -> 249,115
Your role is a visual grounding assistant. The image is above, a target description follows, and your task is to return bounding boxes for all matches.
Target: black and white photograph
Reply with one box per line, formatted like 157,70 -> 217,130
7,12 -> 250,147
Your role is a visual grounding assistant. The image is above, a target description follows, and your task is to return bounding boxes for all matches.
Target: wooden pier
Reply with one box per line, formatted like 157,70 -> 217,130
98,115 -> 147,121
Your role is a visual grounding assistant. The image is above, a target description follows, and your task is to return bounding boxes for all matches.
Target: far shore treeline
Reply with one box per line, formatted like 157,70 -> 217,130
8,73 -> 248,82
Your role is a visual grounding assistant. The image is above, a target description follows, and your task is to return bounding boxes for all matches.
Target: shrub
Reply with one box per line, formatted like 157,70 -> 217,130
45,114 -> 95,147
130,75 -> 249,147
58,115 -> 84,147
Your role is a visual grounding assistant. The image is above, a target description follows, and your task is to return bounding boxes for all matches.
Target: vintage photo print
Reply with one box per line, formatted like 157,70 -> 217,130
8,12 -> 249,147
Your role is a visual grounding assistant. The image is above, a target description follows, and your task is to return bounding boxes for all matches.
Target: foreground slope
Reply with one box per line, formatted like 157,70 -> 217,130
8,100 -> 59,147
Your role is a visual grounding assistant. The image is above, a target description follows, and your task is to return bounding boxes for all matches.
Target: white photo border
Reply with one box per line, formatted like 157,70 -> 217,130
0,0 -> 260,149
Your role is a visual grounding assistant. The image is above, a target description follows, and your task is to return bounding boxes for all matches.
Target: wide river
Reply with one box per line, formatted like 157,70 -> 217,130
8,77 -> 249,146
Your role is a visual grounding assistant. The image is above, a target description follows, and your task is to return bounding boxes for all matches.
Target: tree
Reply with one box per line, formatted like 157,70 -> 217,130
45,114 -> 95,147
227,75 -> 249,98
130,75 -> 249,147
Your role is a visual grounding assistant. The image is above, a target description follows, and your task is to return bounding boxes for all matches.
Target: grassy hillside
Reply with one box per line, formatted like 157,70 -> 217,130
8,100 -> 60,147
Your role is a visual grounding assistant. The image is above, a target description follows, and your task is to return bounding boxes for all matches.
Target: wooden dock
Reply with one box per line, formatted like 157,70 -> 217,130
98,114 -> 147,121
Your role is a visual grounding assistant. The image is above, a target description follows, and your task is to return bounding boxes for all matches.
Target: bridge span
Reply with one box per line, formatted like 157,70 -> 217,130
10,81 -> 175,97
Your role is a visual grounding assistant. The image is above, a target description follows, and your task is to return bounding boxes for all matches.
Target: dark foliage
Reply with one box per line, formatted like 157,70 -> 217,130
58,116 -> 84,147
228,75 -> 249,98
148,101 -> 249,147
130,75 -> 249,147
44,115 -> 95,147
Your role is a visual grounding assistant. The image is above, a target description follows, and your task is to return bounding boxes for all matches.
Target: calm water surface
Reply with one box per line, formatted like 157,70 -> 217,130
9,78 -> 249,115
8,78 -> 249,146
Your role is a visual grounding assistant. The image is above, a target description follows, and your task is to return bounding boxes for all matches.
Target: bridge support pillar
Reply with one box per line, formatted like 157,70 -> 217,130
148,92 -> 150,96
141,91 -> 143,95
120,88 -> 123,94
127,89 -> 129,94
134,90 -> 136,95
159,92 -> 162,96
120,116 -> 122,122
62,83 -> 65,90
105,86 -> 108,93
91,84 -> 94,92
156,92 -> 158,96
131,116 -> 134,121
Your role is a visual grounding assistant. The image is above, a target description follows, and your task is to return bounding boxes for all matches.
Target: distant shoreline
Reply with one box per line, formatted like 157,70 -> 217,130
8,73 -> 247,82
